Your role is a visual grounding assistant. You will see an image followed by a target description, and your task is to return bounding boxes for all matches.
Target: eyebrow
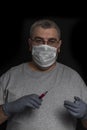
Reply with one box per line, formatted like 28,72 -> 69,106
34,36 -> 58,40
34,36 -> 44,39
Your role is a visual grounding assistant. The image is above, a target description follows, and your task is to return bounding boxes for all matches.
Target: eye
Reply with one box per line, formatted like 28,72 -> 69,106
48,38 -> 58,44
35,39 -> 43,43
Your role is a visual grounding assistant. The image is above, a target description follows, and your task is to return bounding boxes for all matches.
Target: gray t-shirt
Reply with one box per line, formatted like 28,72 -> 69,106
0,62 -> 87,130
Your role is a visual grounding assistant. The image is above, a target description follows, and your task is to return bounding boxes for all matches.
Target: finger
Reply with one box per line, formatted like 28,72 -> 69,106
29,94 -> 42,105
74,96 -> 81,101
27,100 -> 41,109
64,101 -> 78,108
64,104 -> 79,113
27,103 -> 36,109
31,97 -> 42,105
66,108 -> 79,117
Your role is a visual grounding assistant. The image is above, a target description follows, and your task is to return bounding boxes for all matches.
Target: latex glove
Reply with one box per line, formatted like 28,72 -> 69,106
2,94 -> 42,117
64,96 -> 87,120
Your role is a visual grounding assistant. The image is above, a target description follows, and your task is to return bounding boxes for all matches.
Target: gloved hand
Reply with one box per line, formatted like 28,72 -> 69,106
64,96 -> 87,120
2,94 -> 42,117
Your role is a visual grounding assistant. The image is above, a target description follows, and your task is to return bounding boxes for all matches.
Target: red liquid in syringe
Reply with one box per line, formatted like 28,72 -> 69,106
39,91 -> 48,99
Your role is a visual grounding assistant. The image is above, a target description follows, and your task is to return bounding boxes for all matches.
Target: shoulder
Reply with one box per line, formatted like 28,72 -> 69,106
56,62 -> 82,80
57,62 -> 78,73
9,63 -> 26,72
0,62 -> 27,79
57,62 -> 87,90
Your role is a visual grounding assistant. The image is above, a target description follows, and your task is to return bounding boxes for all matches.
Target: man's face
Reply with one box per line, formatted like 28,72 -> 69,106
29,27 -> 62,53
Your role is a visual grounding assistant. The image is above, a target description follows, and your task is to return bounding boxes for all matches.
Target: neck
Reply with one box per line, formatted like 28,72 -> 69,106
28,61 -> 56,72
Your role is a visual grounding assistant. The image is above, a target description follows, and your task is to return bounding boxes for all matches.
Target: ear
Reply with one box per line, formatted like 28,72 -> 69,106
57,40 -> 62,53
28,38 -> 32,51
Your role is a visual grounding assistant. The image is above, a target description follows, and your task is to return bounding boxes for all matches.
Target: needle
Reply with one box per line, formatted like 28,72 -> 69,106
39,91 -> 48,99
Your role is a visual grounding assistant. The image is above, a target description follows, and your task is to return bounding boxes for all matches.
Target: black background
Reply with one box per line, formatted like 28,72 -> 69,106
0,1 -> 87,130
0,14 -> 87,84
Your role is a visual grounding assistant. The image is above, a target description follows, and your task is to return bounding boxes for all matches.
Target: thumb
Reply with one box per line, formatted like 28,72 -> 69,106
74,96 -> 81,103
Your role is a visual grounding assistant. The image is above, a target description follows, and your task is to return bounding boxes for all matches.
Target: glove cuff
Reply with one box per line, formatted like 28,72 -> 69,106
81,114 -> 87,120
2,103 -> 11,117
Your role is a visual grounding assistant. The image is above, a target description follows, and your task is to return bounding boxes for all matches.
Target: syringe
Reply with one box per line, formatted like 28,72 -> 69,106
39,91 -> 48,99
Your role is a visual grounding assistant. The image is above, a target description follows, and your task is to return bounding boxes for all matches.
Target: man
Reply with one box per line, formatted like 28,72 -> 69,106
0,19 -> 87,130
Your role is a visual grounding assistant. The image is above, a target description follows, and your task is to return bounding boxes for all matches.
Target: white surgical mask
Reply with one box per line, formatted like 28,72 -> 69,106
32,45 -> 58,68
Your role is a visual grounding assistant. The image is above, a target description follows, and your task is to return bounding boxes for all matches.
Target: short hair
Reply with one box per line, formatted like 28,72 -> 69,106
30,19 -> 61,39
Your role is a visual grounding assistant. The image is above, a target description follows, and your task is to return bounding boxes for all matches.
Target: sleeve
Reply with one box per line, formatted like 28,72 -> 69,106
80,78 -> 87,103
70,68 -> 87,103
73,71 -> 87,103
0,81 -> 4,104
0,72 -> 10,105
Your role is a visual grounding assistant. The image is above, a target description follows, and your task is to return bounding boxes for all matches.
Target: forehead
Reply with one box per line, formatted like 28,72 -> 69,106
32,27 -> 59,39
